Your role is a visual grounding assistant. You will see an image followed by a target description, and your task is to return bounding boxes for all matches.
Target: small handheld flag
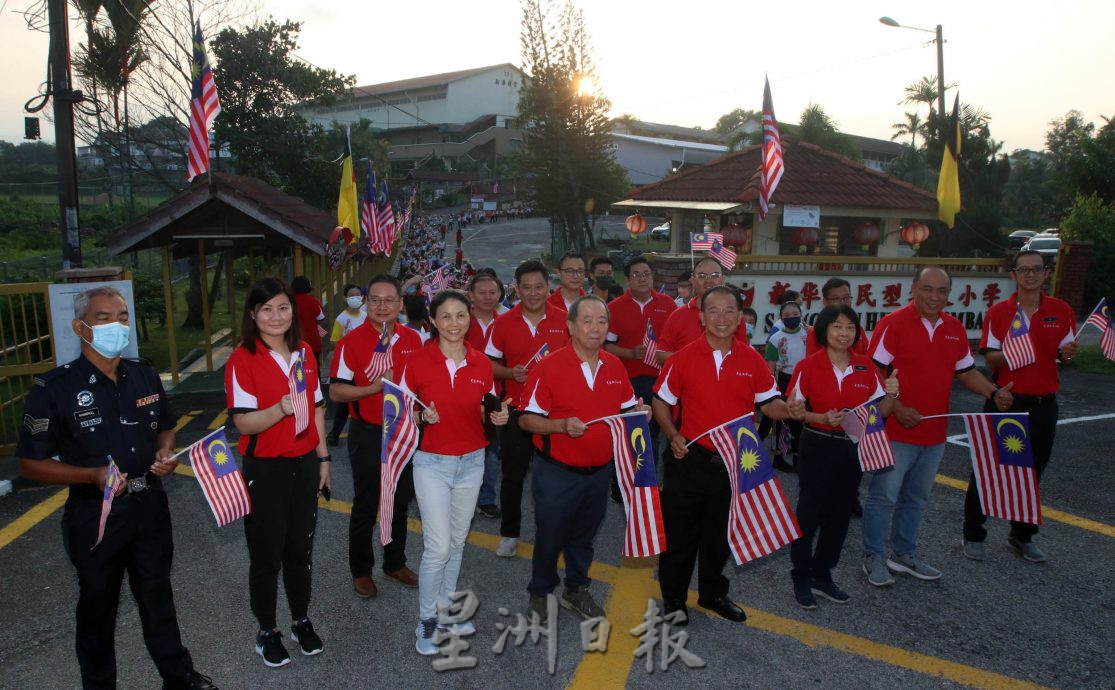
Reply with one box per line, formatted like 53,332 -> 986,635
94,456 -> 124,549
961,413 -> 1041,524
1002,304 -> 1036,370
380,380 -> 421,545
1083,298 -> 1115,361
840,398 -> 896,472
601,412 -> 665,557
690,232 -> 719,251
641,322 -> 660,369
287,352 -> 310,434
527,342 -> 550,367
365,328 -> 394,382
708,237 -> 737,270
189,428 -> 251,526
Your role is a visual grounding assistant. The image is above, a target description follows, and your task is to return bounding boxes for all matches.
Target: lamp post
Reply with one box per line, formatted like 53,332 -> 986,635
879,16 -> 945,119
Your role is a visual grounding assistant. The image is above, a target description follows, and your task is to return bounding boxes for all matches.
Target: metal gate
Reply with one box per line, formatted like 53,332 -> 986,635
0,283 -> 54,455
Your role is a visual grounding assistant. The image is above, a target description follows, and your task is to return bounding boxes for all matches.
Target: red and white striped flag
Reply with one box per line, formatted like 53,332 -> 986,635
189,429 -> 251,527
424,266 -> 450,295
641,322 -> 660,369
379,379 -> 421,545
602,412 -> 665,557
186,21 -> 221,182
287,351 -> 310,435
840,398 -> 896,472
527,342 -> 550,368
961,413 -> 1041,525
364,327 -> 393,382
757,76 -> 784,221
1085,298 -> 1115,361
361,164 -> 382,253
709,237 -> 737,270
1002,304 -> 1036,370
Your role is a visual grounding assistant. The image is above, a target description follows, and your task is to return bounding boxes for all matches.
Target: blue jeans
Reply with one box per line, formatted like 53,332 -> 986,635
412,449 -> 485,620
478,437 -> 501,507
862,441 -> 945,558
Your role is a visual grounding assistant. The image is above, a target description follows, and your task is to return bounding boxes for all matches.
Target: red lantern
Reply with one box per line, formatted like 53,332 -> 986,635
901,222 -> 931,251
852,222 -> 880,250
625,213 -> 647,235
721,222 -> 750,250
789,227 -> 818,254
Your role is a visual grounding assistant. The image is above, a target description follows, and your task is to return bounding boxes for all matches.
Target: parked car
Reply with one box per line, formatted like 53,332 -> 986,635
650,222 -> 670,241
1022,235 -> 1061,261
1007,229 -> 1038,249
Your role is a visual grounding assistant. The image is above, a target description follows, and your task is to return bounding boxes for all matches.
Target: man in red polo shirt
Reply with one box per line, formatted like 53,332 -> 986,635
605,255 -> 676,409
329,274 -> 424,598
486,260 -> 571,558
466,268 -> 507,519
963,250 -> 1078,563
805,278 -> 869,356
863,266 -> 1013,587
652,286 -> 791,625
657,257 -> 747,362
547,251 -> 587,311
520,295 -> 642,622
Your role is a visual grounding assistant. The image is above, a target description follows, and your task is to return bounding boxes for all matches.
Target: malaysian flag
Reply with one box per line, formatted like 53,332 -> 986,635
527,342 -> 550,368
641,322 -> 660,369
709,237 -> 737,270
186,21 -> 221,181
361,163 -> 382,254
706,414 -> 801,564
94,456 -> 125,549
961,413 -> 1041,525
424,266 -> 450,295
189,428 -> 251,526
287,352 -> 310,435
757,76 -> 784,221
603,412 -> 665,557
365,327 -> 393,382
841,398 -> 896,472
379,380 -> 421,545
1085,298 -> 1115,360
1002,304 -> 1037,370
378,178 -> 397,251
775,421 -> 793,459
690,232 -> 720,251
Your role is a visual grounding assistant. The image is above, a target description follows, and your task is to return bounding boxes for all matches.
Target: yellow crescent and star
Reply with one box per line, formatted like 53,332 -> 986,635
1012,317 -> 1023,330
208,438 -> 229,466
630,427 -> 646,471
996,417 -> 1028,454
384,393 -> 400,421
736,425 -> 762,472
868,403 -> 879,426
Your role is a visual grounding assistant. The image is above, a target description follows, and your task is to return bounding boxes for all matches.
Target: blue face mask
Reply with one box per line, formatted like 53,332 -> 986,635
82,321 -> 130,358
745,322 -> 755,339
782,316 -> 802,331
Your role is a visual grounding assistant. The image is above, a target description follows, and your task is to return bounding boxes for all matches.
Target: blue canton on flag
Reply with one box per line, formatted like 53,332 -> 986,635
962,413 -> 1041,525
190,428 -> 251,527
602,412 -> 665,557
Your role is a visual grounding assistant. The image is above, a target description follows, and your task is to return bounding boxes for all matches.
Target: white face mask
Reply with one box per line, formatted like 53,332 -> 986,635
82,321 -> 130,358
346,295 -> 364,310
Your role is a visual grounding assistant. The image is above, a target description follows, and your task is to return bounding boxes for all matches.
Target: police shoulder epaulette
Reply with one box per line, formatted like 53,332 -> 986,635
33,366 -> 69,387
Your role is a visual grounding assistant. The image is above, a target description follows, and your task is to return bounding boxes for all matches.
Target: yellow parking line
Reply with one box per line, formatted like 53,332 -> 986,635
0,488 -> 67,550
208,409 -> 228,431
936,473 -> 1115,538
174,410 -> 201,433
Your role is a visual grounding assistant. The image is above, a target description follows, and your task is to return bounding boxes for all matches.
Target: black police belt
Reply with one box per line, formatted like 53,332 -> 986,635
125,472 -> 156,494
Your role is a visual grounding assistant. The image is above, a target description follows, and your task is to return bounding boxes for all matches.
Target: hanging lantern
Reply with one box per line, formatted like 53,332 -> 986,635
625,213 -> 647,236
703,216 -> 715,234
901,222 -> 931,251
852,222 -> 880,251
721,222 -> 751,250
789,227 -> 819,254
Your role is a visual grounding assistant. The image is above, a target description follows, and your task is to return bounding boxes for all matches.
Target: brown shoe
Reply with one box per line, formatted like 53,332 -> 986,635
353,575 -> 378,598
385,566 -> 419,588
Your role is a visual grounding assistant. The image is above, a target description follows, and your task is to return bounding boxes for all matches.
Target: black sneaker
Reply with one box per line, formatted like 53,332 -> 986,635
162,670 -> 218,690
793,581 -> 817,609
476,503 -> 501,519
811,580 -> 850,604
255,629 -> 291,668
291,618 -> 323,656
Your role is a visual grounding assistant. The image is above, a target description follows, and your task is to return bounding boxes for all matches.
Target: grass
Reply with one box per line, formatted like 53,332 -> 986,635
1064,345 -> 1115,375
135,276 -> 239,373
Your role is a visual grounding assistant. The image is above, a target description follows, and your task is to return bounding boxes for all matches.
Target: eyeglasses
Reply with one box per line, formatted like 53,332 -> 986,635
695,272 -> 722,280
703,308 -> 739,318
367,297 -> 400,307
827,296 -> 853,304
1013,266 -> 1047,275
561,268 -> 585,276
628,270 -> 652,279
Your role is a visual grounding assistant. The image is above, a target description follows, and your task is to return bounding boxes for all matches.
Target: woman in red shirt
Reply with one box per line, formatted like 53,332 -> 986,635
291,276 -> 325,366
224,278 -> 331,668
402,290 -> 509,656
786,305 -> 898,610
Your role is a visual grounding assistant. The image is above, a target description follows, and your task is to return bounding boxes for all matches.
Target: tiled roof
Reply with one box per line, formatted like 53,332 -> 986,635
624,141 -> 936,211
352,64 -> 523,97
405,170 -> 484,182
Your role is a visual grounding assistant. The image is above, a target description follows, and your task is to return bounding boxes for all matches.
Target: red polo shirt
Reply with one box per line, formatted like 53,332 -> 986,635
658,298 -> 748,353
654,336 -> 780,453
981,292 -> 1076,396
521,345 -> 638,467
402,340 -> 496,456
485,303 -> 570,402
466,314 -> 498,352
330,320 -> 423,425
606,290 -> 677,379
788,350 -> 885,431
805,324 -> 869,357
547,288 -> 584,311
226,339 -> 324,458
293,292 -> 325,354
868,303 -> 975,445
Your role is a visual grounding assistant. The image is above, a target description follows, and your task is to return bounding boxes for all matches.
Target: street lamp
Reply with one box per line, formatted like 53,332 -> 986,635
879,16 -> 945,119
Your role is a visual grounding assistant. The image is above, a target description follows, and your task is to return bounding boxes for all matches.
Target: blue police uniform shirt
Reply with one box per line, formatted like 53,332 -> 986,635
17,355 -> 177,479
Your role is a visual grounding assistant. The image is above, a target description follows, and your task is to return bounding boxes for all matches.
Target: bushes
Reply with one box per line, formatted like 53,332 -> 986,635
1061,193 -> 1115,307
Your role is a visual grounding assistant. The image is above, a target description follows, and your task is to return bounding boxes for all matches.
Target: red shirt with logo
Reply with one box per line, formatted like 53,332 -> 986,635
402,340 -> 496,456
788,350 -> 885,431
520,345 -> 637,467
658,298 -> 748,353
466,314 -> 497,352
293,292 -> 325,354
653,336 -> 780,453
330,320 -> 423,425
868,303 -> 975,445
547,288 -> 584,311
226,339 -> 324,457
485,303 -> 570,403
606,291 -> 677,378
981,292 -> 1076,396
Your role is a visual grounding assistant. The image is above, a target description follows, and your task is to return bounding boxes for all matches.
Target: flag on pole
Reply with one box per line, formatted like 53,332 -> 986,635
840,398 -> 896,472
1084,298 -> 1115,361
287,352 -> 310,434
377,178 -> 397,250
1002,303 -> 1037,370
709,237 -> 737,270
961,413 -> 1041,524
186,21 -> 221,182
189,428 -> 251,526
380,380 -> 421,545
337,129 -> 359,243
705,414 -> 801,564
641,322 -> 660,369
690,232 -> 720,251
603,412 -> 665,557
94,457 -> 125,548
423,266 -> 450,295
364,327 -> 393,382
775,421 -> 793,459
937,93 -> 962,228
527,342 -> 550,367
757,76 -> 784,222
361,163 -> 382,253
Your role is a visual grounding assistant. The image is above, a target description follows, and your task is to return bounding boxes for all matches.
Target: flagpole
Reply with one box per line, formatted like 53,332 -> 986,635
584,410 -> 648,426
919,412 -> 1031,421
170,426 -> 226,462
684,412 -> 755,448
385,378 -> 429,409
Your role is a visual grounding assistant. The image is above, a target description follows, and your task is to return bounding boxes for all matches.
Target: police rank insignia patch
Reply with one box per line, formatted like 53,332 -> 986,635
23,415 -> 49,434
77,391 -> 94,407
136,393 -> 161,407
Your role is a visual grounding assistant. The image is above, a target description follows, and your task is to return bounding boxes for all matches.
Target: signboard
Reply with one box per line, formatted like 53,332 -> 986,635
782,205 -> 820,228
471,196 -> 484,209
49,280 -> 140,366
726,274 -> 1010,342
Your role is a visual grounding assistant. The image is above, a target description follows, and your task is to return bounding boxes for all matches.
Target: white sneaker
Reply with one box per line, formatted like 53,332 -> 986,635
415,618 -> 439,656
437,620 -> 476,636
496,537 -> 518,558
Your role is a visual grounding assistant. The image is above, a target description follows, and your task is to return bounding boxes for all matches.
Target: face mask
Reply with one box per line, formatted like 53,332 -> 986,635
746,322 -> 755,339
405,285 -> 417,296
782,316 -> 802,331
346,295 -> 364,310
82,321 -> 130,358
595,275 -> 614,290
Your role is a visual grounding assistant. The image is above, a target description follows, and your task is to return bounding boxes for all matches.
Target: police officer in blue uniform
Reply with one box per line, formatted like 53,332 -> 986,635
17,286 -> 216,690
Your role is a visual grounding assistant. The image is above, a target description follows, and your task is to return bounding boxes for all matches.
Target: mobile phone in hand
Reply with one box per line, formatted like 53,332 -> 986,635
321,486 -> 331,501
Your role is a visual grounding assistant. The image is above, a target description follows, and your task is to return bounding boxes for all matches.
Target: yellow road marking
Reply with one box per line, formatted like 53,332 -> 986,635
0,488 -> 67,550
208,409 -> 228,431
936,473 -> 1115,538
174,410 -> 201,433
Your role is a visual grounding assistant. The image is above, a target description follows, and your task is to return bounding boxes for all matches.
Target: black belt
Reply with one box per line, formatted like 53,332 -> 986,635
1012,393 -> 1057,405
352,418 -> 383,430
536,450 -> 611,475
805,426 -> 850,440
685,444 -> 724,464
70,471 -> 158,499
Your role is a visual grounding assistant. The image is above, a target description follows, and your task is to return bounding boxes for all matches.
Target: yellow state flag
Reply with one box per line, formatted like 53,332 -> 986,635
337,128 -> 359,243
937,93 -> 961,229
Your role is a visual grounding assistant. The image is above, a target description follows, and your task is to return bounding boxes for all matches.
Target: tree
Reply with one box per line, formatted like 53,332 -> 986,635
1061,193 -> 1115,305
1001,150 -> 1055,228
797,104 -> 860,160
890,111 -> 924,148
1045,111 -> 1115,216
518,0 -> 629,251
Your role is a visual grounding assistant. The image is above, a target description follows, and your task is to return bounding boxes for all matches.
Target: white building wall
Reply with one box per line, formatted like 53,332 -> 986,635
612,135 -> 726,185
447,67 -> 522,124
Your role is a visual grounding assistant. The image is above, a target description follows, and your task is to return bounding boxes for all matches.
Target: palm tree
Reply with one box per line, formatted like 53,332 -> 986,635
901,76 -> 939,117
891,111 -> 924,148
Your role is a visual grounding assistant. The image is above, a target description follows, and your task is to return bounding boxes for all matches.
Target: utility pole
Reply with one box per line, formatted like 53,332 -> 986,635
47,0 -> 83,269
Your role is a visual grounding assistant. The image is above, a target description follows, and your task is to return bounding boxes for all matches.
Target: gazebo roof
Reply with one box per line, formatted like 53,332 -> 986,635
106,173 -> 336,257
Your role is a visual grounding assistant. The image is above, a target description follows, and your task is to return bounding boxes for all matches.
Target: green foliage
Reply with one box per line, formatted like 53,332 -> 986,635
0,141 -> 57,183
714,108 -> 758,136
796,105 -> 860,161
1061,193 -> 1115,305
1001,151 -> 1056,228
1046,111 -> 1115,216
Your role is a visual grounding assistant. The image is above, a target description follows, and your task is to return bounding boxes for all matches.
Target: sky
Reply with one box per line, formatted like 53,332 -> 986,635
2,0 -> 1112,153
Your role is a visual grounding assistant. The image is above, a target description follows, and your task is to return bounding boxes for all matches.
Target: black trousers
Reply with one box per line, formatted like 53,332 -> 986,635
789,430 -> 862,584
328,400 -> 350,439
62,485 -> 193,690
964,395 -> 1058,543
347,419 -> 413,576
242,453 -> 320,630
758,371 -> 801,458
658,445 -> 732,603
499,409 -> 534,539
